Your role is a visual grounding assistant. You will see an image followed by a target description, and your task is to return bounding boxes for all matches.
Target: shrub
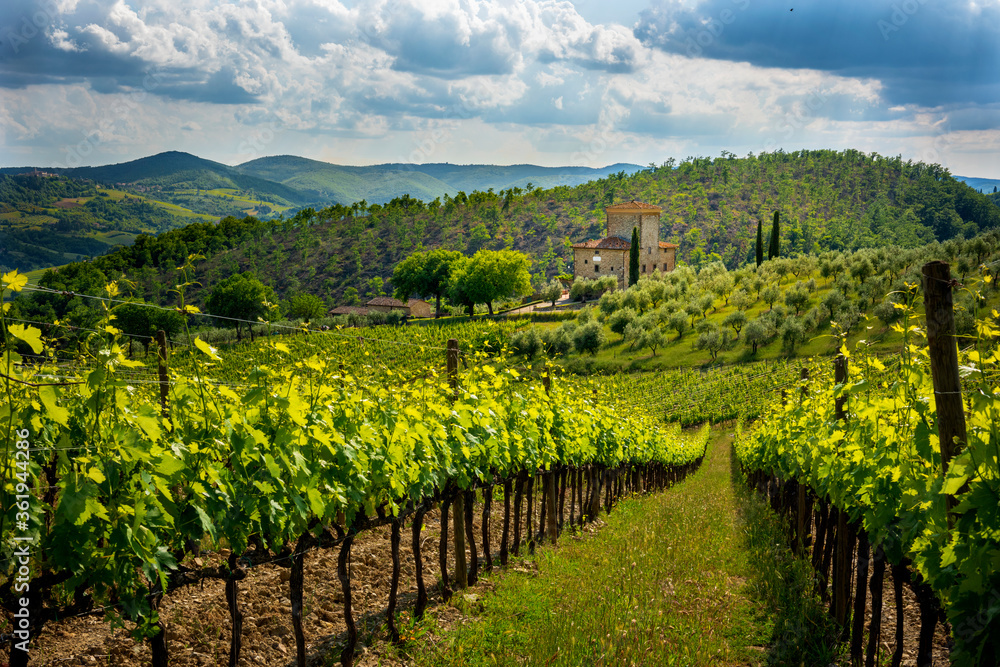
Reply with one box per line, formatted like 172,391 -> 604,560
608,307 -> 638,338
510,327 -> 543,359
573,321 -> 606,355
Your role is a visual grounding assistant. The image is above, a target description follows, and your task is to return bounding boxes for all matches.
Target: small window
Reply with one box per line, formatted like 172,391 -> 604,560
584,259 -> 588,264
595,264 -> 600,273
648,247 -> 651,254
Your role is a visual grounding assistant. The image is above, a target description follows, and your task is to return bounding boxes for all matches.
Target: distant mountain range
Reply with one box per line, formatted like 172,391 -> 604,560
1,151 -> 645,207
955,175 -> 1000,193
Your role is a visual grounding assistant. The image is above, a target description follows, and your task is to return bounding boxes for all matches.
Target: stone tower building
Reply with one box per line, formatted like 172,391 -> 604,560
572,200 -> 677,289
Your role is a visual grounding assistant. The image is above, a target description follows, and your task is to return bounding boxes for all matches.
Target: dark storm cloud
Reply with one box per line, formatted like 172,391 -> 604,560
633,0 -> 1000,109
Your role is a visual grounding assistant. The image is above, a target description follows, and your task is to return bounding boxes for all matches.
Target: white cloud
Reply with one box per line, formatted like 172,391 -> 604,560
0,0 -> 995,177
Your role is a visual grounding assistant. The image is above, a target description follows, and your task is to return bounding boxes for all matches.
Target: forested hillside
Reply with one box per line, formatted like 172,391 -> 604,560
0,173 -> 216,272
10,150 -> 1000,316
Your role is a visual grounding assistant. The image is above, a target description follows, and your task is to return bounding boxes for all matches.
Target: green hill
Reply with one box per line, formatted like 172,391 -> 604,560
235,155 -> 644,205
0,173 -> 217,272
9,149 -> 995,317
955,175 -> 1000,194
64,151 -> 308,207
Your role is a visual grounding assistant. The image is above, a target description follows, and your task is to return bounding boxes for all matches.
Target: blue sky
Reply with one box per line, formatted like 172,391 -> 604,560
1,0 -> 998,177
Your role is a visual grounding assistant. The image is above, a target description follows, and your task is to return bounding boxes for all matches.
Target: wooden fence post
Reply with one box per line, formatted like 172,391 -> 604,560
921,261 -> 968,502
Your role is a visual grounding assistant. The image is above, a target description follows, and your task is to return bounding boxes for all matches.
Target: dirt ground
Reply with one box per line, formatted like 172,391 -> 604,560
3,489 -> 586,667
3,484 -> 953,667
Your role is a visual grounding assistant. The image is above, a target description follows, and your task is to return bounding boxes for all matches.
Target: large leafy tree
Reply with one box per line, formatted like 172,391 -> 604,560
205,271 -> 276,341
114,300 -> 184,356
392,249 -> 464,318
286,293 -> 327,321
450,249 -> 533,316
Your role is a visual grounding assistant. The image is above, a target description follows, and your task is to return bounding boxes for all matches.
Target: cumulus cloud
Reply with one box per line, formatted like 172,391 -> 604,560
0,0 -> 995,175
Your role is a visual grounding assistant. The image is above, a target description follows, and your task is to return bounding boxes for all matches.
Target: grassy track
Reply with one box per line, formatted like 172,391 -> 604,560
404,430 -> 806,667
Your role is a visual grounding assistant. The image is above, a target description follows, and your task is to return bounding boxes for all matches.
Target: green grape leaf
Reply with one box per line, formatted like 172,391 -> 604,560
134,404 -> 162,441
2,270 -> 28,291
307,487 -> 325,516
8,323 -> 43,354
39,385 -> 70,426
194,506 -> 217,542
194,337 -> 221,361
155,455 -> 185,478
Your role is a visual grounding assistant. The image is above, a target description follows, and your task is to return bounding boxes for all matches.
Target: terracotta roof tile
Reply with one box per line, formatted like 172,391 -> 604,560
366,296 -> 407,308
605,200 -> 661,212
658,241 -> 679,249
570,236 -> 632,250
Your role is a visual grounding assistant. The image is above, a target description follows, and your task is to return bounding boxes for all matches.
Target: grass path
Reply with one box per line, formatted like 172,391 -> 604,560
405,430 -> 785,667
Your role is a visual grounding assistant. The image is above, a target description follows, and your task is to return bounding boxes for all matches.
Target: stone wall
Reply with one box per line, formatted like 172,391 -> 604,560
573,248 -> 627,285
607,212 -> 641,240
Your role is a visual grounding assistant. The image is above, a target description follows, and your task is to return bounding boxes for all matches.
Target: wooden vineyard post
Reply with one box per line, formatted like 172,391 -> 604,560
156,329 -> 169,420
921,261 -> 968,515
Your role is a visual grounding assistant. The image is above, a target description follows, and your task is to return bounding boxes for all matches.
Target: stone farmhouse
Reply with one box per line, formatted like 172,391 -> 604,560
571,201 -> 678,289
330,297 -> 434,318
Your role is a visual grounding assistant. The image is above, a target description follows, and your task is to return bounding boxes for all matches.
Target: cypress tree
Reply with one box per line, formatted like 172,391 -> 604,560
755,219 -> 764,267
768,211 -> 780,260
629,227 -> 640,286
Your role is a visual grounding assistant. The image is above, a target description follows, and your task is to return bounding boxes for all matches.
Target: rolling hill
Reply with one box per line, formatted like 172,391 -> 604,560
235,155 -> 645,204
955,175 -> 1000,194
9,149 -> 998,320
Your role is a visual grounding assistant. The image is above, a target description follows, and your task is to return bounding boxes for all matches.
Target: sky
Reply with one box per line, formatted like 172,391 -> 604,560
1,0 -> 998,177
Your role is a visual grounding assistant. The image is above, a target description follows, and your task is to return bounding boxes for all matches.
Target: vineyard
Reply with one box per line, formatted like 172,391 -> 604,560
4,256 -> 1000,666
735,263 -> 1000,667
0,269 -> 709,666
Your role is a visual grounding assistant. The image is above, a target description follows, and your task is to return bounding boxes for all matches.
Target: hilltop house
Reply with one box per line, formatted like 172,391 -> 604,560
363,297 -> 434,318
571,201 -> 678,288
